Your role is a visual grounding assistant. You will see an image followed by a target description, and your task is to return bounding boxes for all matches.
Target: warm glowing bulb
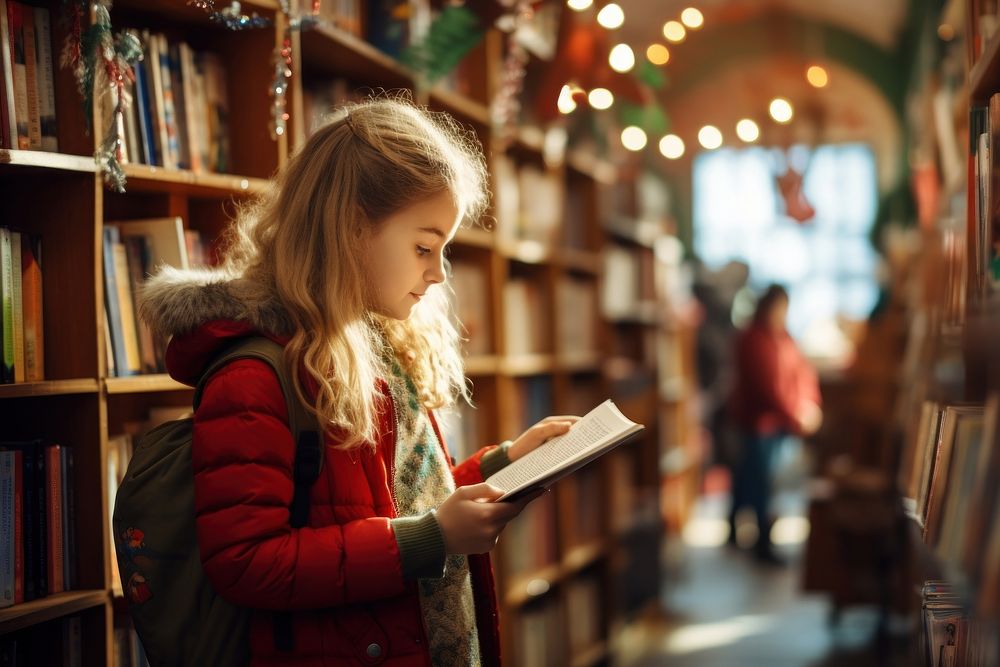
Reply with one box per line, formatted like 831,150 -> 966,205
698,125 -> 722,149
806,65 -> 829,88
938,23 -> 955,41
597,3 -> 625,29
769,98 -> 794,123
609,44 -> 635,72
588,88 -> 614,109
646,43 -> 670,65
557,85 -> 578,114
567,0 -> 593,10
662,20 -> 686,43
659,134 -> 685,159
735,119 -> 759,142
681,7 -> 704,29
621,126 -> 648,151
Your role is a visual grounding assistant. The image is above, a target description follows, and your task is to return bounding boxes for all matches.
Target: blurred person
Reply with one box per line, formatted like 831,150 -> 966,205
727,284 -> 821,564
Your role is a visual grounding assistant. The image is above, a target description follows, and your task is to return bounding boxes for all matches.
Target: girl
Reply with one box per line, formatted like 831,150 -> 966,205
140,97 -> 576,666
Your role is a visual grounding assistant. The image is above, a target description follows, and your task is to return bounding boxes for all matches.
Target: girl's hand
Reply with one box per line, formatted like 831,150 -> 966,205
436,483 -> 536,554
508,416 -> 580,462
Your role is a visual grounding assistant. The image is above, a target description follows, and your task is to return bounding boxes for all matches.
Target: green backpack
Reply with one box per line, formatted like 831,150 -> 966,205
112,337 -> 323,666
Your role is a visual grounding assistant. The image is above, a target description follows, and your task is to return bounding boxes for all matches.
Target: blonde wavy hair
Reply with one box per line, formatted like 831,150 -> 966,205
223,96 -> 489,449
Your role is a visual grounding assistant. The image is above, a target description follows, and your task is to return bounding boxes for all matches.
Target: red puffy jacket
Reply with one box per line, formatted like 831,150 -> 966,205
165,319 -> 502,666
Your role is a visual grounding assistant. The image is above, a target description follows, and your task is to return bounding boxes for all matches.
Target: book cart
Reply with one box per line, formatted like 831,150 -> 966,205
0,2 -> 699,664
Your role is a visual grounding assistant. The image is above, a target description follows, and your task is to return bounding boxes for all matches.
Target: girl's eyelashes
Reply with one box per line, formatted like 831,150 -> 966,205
416,245 -> 431,256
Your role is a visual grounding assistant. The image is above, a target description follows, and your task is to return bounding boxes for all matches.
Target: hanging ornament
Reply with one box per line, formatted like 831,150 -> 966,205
188,1 -> 272,30
491,1 -> 534,143
776,167 -> 816,224
61,0 -> 142,192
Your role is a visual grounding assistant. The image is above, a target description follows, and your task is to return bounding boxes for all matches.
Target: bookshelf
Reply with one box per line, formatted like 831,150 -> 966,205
0,2 -> 687,664
887,1 -> 1000,662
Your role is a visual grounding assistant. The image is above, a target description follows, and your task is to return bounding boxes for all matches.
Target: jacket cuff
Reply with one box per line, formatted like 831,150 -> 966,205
479,441 -> 512,480
392,511 -> 447,580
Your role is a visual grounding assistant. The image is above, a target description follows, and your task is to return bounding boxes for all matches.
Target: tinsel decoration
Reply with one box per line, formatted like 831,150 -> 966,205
491,1 -> 534,142
188,1 -> 272,30
402,5 -> 484,86
270,30 -> 292,138
61,0 -> 142,192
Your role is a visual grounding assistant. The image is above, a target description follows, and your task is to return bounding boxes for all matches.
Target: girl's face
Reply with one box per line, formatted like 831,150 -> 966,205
366,191 -> 462,320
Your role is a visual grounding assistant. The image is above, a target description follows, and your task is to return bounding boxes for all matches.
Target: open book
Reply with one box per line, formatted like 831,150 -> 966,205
487,400 -> 644,502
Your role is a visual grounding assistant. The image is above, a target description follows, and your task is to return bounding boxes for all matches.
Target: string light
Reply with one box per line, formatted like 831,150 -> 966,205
558,84 -> 578,114
736,119 -> 759,142
698,125 -> 723,149
659,134 -> 685,159
588,88 -> 614,109
609,43 -> 635,72
646,43 -> 670,65
769,97 -> 794,123
567,0 -> 593,10
680,7 -> 704,29
597,3 -> 625,29
806,65 -> 828,88
621,126 -> 648,151
662,20 -> 686,43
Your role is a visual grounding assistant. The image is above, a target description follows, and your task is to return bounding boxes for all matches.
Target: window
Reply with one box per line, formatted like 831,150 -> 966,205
693,143 -> 880,361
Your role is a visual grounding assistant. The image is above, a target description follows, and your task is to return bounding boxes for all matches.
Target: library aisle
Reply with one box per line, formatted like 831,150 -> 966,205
616,470 -> 913,667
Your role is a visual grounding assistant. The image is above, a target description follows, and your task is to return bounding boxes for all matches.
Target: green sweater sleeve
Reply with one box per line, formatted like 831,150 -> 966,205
392,511 -> 447,580
479,441 -> 512,480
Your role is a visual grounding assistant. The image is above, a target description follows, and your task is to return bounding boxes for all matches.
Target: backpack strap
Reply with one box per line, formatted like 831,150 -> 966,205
194,337 -> 323,654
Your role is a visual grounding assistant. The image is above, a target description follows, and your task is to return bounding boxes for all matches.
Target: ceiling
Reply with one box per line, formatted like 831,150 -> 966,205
573,0 -> 933,191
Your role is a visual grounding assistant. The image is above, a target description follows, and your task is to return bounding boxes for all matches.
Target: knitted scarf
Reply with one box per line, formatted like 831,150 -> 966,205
388,362 -> 481,665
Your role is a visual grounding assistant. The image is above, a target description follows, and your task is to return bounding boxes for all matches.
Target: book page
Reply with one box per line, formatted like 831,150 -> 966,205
486,400 -> 640,496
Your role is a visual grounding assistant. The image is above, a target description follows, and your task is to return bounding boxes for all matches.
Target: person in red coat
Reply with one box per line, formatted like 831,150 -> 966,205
140,98 -> 576,666
727,284 -> 821,563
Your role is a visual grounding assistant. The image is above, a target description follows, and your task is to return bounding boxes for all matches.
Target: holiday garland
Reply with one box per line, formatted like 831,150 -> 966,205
61,0 -> 141,192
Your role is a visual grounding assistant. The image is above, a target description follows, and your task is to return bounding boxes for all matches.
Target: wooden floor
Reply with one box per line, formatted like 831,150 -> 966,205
615,484 -> 915,667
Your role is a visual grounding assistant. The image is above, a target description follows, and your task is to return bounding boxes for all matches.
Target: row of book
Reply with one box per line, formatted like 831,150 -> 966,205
109,31 -> 231,173
919,580 -> 999,667
0,440 -> 77,607
0,1 -> 58,151
969,100 -> 1000,298
899,393 -> 1000,615
0,614 -> 82,666
0,226 -> 43,384
493,154 -> 565,246
102,218 -> 206,377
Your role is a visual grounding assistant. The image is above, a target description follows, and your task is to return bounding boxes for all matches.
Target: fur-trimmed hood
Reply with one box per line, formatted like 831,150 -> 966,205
139,266 -> 293,340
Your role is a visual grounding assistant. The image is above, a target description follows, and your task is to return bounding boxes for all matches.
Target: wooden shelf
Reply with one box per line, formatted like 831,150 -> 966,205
454,226 -> 495,249
429,87 -> 490,128
0,150 -> 96,174
105,374 -> 190,394
559,249 -> 602,275
571,640 -> 610,667
503,562 -> 565,608
113,0 -> 280,22
562,539 -> 607,574
300,23 -> 412,88
120,164 -> 268,197
499,354 -> 556,376
971,28 -> 1000,103
0,591 -> 108,635
567,150 -> 616,185
498,239 -> 553,264
558,351 -> 602,373
463,355 -> 500,376
0,379 -> 100,398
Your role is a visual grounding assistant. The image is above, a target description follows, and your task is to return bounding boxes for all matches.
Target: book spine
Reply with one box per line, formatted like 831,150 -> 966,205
10,229 -> 22,383
102,226 -> 130,376
111,237 -> 141,373
0,451 -> 12,607
0,227 -> 13,383
0,0 -> 17,147
157,35 -> 179,169
20,233 -> 41,381
11,449 -> 21,604
7,2 -> 28,149
34,442 -> 46,597
61,446 -> 75,591
18,4 -> 37,149
45,444 -> 62,594
31,7 -> 54,152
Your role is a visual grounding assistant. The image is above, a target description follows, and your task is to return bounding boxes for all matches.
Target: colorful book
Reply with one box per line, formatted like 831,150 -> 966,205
20,232 -> 42,381
10,229 -> 22,382
45,444 -> 63,594
31,6 -> 54,151
0,227 -> 14,382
